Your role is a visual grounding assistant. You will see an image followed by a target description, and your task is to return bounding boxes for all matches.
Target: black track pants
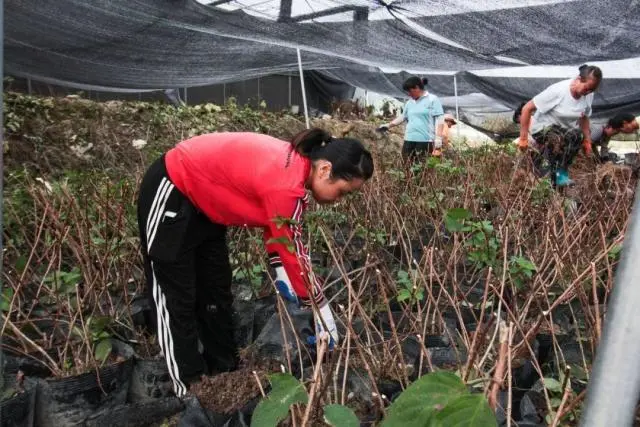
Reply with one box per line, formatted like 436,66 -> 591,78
137,155 -> 239,397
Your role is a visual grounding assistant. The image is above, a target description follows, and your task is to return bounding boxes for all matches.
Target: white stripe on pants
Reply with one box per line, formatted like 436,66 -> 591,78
144,178 -> 188,397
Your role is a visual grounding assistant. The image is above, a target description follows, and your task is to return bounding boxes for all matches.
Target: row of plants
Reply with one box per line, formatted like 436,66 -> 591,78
2,92 -> 636,425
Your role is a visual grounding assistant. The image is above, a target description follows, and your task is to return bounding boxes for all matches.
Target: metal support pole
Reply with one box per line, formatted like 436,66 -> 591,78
296,48 -> 310,129
288,72 -> 292,107
0,0 -> 5,372
27,78 -> 32,95
184,87 -> 188,105
454,75 -> 460,137
580,181 -> 640,426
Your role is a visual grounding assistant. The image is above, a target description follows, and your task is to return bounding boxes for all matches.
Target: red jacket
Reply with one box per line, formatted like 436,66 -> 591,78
165,132 -> 323,303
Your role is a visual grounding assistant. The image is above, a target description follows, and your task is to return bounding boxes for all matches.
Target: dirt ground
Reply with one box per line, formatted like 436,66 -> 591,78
189,367 -> 270,414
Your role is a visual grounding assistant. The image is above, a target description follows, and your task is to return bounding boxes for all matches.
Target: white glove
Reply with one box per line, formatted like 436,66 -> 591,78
434,135 -> 443,149
315,302 -> 339,346
274,266 -> 299,304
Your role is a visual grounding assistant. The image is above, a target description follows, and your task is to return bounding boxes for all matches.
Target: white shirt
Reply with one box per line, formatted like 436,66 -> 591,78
530,79 -> 593,135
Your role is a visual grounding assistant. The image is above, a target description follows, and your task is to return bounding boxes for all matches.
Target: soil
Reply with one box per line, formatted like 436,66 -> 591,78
189,367 -> 270,414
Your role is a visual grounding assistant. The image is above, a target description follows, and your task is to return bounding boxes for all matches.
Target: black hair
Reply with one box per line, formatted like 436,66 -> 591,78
402,76 -> 428,92
291,128 -> 374,180
578,64 -> 603,83
607,113 -> 636,129
513,101 -> 526,124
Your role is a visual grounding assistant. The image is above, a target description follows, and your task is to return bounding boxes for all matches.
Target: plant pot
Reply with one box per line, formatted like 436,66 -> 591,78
0,375 -> 37,427
34,340 -> 135,427
84,397 -> 184,427
252,294 -> 277,342
128,357 -> 173,402
233,296 -> 255,349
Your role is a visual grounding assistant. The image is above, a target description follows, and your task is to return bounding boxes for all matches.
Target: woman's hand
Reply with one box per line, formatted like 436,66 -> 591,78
517,135 -> 530,151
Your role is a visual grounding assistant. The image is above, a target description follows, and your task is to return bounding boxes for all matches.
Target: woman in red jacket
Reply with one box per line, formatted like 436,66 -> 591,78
137,128 -> 374,397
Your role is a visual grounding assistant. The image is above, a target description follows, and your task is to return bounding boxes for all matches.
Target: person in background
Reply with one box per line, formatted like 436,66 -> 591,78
518,64 -> 603,187
137,128 -> 373,397
432,113 -> 457,157
614,113 -> 640,134
590,113 -> 640,162
378,76 -> 445,163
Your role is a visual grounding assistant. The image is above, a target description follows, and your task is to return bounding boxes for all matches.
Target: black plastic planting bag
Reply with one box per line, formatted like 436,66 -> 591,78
0,375 -> 37,427
128,357 -> 173,402
84,397 -> 185,427
34,341 -> 134,427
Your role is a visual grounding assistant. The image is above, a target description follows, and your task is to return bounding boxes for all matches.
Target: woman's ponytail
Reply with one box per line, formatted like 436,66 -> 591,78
289,128 -> 373,181
291,128 -> 332,157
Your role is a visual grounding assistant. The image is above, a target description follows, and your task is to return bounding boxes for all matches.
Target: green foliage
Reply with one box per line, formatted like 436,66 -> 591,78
88,316 -> 113,364
531,178 -> 553,206
427,156 -> 465,175
543,373 -> 579,424
608,243 -> 623,260
464,220 -> 500,270
433,394 -> 498,426
396,270 -> 424,304
233,263 -> 265,291
444,208 -> 472,233
44,267 -> 83,295
444,208 -> 500,269
251,373 -> 308,427
509,256 -> 537,290
271,216 -> 300,230
355,224 -> 387,245
323,404 -> 359,427
1,287 -> 15,313
382,371 -> 496,427
265,236 -> 295,253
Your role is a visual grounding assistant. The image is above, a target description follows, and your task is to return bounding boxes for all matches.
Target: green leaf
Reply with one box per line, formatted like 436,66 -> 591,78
323,404 -> 359,427
15,255 -> 27,273
89,316 -> 111,334
397,290 -> 411,302
432,394 -> 497,427
1,287 -> 15,312
608,244 -> 623,260
543,377 -> 562,393
446,208 -> 472,221
445,216 -> 464,233
94,338 -> 112,363
266,237 -> 295,253
444,208 -> 472,233
251,373 -> 308,427
382,372 -> 467,427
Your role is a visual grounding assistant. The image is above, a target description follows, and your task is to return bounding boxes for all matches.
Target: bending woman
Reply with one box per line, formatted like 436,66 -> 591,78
518,64 -> 603,186
137,129 -> 373,396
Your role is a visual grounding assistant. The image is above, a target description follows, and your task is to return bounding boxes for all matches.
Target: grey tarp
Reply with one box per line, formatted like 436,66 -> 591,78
5,0 -> 640,119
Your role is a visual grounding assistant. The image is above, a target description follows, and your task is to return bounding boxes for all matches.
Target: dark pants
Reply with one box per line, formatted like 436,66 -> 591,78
532,126 -> 584,184
137,155 -> 238,397
402,140 -> 434,163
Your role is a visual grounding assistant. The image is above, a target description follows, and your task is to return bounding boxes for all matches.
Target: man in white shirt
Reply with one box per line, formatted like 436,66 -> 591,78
517,65 -> 602,187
